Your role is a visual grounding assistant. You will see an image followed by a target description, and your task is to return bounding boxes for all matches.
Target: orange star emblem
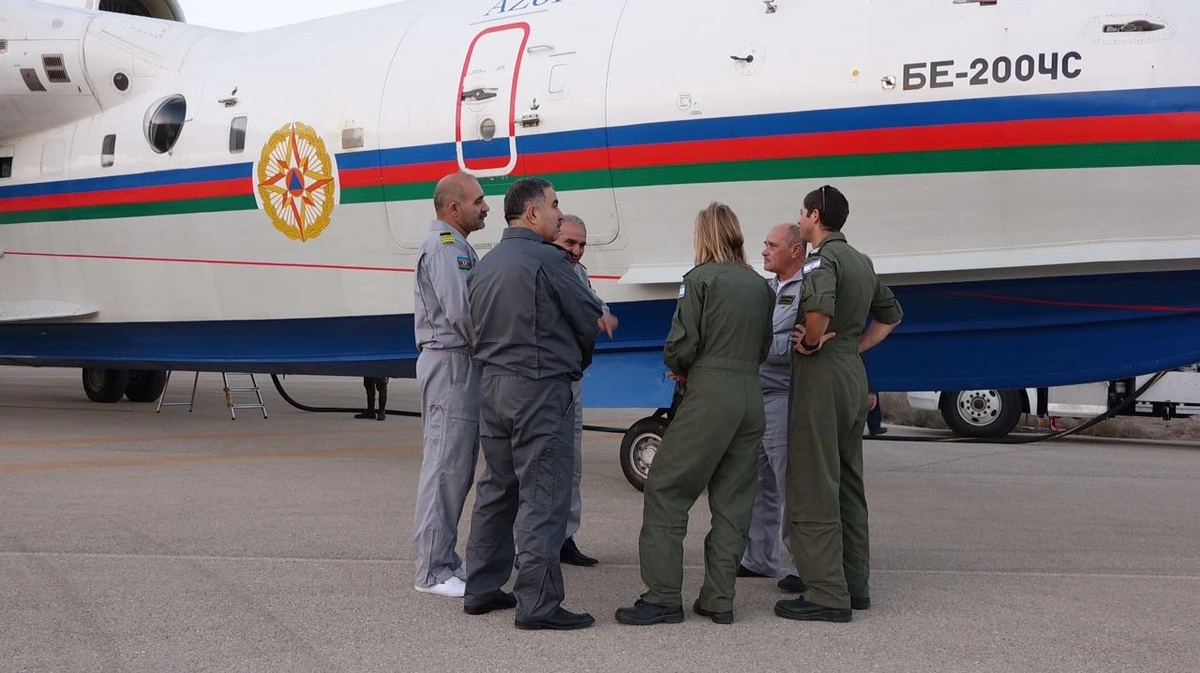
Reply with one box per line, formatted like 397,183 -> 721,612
256,122 -> 337,242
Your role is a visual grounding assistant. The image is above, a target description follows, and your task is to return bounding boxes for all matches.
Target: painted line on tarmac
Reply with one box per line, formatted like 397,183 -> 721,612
0,426 -> 396,450
0,444 -> 419,473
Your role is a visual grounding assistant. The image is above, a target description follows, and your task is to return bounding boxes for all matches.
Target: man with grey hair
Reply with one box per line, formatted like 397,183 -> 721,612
739,222 -> 806,591
553,214 -> 619,567
464,177 -> 603,630
411,172 -> 489,598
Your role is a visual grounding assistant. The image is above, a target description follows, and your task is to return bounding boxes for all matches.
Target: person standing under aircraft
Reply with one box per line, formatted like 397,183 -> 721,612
738,223 -> 805,593
354,376 -> 388,421
776,185 -> 903,623
463,178 -> 603,630
411,172 -> 489,598
615,203 -> 773,626
553,214 -> 619,567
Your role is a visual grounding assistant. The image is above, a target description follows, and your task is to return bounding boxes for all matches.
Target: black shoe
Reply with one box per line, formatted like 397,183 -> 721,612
777,574 -> 807,593
774,598 -> 852,623
354,411 -> 374,419
614,599 -> 685,626
736,564 -> 771,578
851,596 -> 871,611
464,591 -> 517,615
692,599 -> 734,625
560,537 -> 598,567
376,410 -> 386,421
868,427 -> 888,436
514,607 -> 595,631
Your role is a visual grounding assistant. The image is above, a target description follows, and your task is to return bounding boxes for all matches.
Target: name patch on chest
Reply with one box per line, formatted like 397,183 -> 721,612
778,294 -> 796,305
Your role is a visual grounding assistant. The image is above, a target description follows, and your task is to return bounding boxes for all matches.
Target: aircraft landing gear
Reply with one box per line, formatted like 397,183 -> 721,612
619,415 -> 667,492
124,370 -> 168,403
618,383 -> 683,492
82,368 -> 130,403
82,368 -> 168,403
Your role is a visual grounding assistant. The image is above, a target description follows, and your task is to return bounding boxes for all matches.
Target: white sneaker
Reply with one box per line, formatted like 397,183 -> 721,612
414,576 -> 466,598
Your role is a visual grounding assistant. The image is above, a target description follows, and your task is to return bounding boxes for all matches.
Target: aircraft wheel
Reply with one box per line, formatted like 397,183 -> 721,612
620,416 -> 668,492
940,389 -> 1023,438
125,370 -> 168,403
82,368 -> 131,403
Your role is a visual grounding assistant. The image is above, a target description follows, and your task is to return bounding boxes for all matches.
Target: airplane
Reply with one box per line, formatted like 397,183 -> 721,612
3,0 -> 1200,482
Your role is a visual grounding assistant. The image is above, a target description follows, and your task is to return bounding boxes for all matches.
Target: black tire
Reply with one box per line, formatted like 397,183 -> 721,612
125,370 -> 168,403
939,389 -> 1024,438
82,368 -> 131,403
619,416 -> 669,492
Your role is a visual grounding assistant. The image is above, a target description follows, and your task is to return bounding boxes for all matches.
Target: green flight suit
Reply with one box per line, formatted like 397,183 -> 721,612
638,261 -> 774,613
787,232 -> 903,610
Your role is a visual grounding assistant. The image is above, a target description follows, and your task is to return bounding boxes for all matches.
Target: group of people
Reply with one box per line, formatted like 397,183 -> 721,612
405,171 -> 902,630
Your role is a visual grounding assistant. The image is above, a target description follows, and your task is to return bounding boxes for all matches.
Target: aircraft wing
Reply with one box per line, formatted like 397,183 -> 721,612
0,300 -> 100,323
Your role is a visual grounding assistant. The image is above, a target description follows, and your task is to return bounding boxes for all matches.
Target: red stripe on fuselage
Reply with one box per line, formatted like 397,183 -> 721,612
1,178 -> 250,214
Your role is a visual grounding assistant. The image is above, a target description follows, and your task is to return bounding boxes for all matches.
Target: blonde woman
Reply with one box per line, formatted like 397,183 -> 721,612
616,203 -> 774,626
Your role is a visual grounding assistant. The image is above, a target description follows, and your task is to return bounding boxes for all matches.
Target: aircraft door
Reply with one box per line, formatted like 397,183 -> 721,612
457,24 -> 529,178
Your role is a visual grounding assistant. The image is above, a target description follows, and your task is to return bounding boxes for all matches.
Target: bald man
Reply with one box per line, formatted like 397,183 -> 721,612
412,172 -> 490,598
740,223 -> 806,590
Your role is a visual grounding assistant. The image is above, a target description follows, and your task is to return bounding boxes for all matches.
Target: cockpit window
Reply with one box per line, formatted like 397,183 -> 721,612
145,95 -> 186,154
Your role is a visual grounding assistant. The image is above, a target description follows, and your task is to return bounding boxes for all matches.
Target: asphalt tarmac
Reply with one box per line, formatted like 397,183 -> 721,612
2,367 -> 1198,673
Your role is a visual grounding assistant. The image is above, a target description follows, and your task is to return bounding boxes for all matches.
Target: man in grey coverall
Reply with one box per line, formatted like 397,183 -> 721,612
411,172 -> 489,598
553,214 -> 619,567
739,223 -> 805,591
463,178 -> 603,630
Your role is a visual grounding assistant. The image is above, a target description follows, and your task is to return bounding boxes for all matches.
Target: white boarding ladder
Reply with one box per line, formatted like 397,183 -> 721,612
156,371 -> 268,420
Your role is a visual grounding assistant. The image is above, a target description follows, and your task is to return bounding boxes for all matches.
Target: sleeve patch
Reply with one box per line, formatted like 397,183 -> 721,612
802,258 -> 823,275
677,284 -> 686,299
439,232 -> 456,245
457,256 -> 474,271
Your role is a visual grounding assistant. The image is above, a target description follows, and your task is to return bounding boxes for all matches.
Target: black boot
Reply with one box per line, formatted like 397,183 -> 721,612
376,386 -> 387,421
356,385 -> 375,419
614,599 -> 684,626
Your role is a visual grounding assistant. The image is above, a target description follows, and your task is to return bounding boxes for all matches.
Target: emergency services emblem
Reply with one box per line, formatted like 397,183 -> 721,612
255,122 -> 338,242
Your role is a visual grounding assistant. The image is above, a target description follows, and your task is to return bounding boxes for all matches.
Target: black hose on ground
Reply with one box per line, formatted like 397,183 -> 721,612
269,374 -> 420,417
272,371 -> 1169,444
870,371 -> 1168,444
270,373 -> 629,430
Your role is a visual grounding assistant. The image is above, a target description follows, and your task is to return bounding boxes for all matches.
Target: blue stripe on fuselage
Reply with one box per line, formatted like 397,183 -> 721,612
3,86 -> 1198,200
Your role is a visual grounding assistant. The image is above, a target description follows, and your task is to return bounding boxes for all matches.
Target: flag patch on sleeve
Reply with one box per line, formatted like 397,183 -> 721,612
677,284 -> 686,299
457,256 -> 473,271
802,258 -> 822,275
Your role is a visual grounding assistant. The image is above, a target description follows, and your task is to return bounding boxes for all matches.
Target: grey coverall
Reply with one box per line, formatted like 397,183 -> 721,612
741,274 -> 802,578
638,262 -> 773,613
567,262 -> 609,541
412,221 -> 481,590
464,227 -> 603,620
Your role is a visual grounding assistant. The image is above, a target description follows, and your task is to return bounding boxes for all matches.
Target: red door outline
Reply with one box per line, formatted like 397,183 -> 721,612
456,22 -> 530,176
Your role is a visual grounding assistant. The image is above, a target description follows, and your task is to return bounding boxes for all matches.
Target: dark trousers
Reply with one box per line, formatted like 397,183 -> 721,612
867,391 -> 882,433
362,377 -> 387,412
465,375 -> 575,620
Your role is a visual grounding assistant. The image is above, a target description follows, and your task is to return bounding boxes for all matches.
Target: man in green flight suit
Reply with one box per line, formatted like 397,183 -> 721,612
776,185 -> 903,623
